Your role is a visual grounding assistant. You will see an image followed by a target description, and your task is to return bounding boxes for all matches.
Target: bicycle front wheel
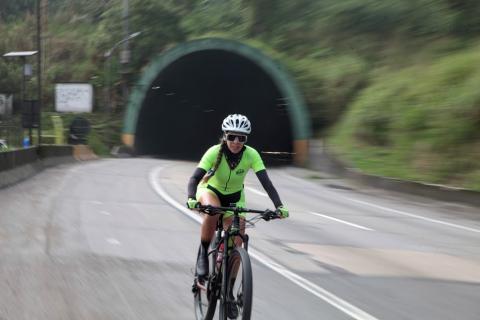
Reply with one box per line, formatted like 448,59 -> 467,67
220,247 -> 252,320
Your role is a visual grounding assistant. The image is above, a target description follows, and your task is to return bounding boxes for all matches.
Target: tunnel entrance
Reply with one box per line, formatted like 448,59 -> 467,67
135,49 -> 291,163
124,38 -> 311,165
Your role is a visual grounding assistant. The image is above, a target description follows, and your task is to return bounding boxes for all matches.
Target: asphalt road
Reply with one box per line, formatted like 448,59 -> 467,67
0,158 -> 479,320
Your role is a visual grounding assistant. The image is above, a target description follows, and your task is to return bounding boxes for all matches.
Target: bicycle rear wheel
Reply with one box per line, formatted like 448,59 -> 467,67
194,242 -> 220,320
220,247 -> 252,320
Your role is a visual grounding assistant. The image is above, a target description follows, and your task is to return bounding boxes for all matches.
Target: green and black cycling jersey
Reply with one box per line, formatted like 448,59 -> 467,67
187,143 -> 282,208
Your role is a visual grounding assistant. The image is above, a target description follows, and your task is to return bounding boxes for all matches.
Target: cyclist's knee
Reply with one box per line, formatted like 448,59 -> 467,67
199,192 -> 221,228
198,191 -> 220,206
203,214 -> 219,225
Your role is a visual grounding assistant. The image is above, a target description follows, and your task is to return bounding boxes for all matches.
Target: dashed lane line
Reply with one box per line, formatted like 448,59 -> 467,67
309,211 -> 375,231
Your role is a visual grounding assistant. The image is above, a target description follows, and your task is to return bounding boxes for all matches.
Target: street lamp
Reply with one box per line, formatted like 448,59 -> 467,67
3,51 -> 38,104
104,31 -> 141,111
3,51 -> 38,145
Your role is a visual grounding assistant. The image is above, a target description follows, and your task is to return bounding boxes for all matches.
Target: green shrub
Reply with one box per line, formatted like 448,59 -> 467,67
331,44 -> 480,189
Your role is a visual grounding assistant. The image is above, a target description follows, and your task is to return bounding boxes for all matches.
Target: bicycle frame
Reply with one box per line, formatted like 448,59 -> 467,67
211,208 -> 249,305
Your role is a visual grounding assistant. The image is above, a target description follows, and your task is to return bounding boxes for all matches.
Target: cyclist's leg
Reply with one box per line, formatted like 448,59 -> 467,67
195,187 -> 221,279
197,187 -> 221,243
193,188 -> 222,319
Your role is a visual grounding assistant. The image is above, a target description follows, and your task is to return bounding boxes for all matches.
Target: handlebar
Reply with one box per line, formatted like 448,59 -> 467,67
196,204 -> 281,221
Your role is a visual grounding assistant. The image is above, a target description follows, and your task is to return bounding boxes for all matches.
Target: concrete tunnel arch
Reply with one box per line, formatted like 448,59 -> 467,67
122,38 -> 311,164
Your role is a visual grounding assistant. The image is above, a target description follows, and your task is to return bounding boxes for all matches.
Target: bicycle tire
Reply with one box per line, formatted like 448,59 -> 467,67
194,240 -> 220,320
219,247 -> 252,320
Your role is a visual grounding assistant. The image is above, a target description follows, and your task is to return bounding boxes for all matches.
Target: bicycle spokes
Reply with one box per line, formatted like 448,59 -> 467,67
236,285 -> 244,309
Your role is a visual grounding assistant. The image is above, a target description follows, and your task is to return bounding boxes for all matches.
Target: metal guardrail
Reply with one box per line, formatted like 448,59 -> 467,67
0,115 -> 67,149
0,145 -> 75,189
0,124 -> 23,149
0,147 -> 38,172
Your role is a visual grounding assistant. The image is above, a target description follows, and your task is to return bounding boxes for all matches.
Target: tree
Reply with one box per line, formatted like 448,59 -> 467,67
0,0 -> 35,21
447,0 -> 480,34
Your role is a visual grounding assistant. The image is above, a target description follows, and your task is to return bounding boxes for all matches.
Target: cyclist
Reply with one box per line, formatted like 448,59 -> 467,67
187,114 -> 289,279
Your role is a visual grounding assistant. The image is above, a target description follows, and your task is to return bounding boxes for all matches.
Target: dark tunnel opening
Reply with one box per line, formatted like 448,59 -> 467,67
135,49 -> 293,165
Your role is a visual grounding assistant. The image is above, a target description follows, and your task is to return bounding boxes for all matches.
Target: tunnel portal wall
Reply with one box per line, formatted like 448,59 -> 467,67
123,38 -> 311,164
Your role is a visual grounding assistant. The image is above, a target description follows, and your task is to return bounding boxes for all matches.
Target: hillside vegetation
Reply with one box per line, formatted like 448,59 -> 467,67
0,0 -> 479,189
330,44 -> 480,190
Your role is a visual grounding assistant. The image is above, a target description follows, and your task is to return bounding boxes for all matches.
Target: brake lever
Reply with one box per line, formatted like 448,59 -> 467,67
205,206 -> 223,216
262,209 -> 278,221
197,205 -> 212,215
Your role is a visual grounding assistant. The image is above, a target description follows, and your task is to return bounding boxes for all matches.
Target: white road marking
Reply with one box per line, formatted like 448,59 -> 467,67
343,197 -> 480,234
90,200 -> 103,205
245,186 -> 267,197
309,211 -> 374,231
100,210 -> 111,216
248,248 -> 378,320
106,238 -> 121,245
282,172 -> 480,234
149,166 -> 379,320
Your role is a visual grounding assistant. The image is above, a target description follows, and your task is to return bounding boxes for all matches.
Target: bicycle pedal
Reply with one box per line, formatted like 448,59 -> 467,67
191,283 -> 198,294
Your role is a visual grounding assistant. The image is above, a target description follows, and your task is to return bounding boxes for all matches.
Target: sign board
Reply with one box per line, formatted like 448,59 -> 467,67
0,94 -> 13,118
55,83 -> 93,113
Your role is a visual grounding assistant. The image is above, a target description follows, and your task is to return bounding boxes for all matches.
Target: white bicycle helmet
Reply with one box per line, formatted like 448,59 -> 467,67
221,114 -> 251,134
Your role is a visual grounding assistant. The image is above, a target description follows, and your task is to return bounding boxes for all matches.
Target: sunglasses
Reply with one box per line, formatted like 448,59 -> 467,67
225,134 -> 248,143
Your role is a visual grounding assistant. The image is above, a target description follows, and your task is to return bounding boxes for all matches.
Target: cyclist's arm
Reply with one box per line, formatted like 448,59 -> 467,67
188,167 -> 206,198
188,145 -> 219,198
255,169 -> 282,208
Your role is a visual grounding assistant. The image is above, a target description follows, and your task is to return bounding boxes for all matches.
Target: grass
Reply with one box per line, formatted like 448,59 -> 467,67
329,44 -> 480,191
307,173 -> 327,180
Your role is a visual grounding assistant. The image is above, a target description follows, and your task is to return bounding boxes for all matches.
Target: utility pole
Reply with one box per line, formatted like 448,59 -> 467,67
41,0 -> 48,76
22,56 -> 31,144
121,0 -> 130,111
123,0 -> 130,54
104,32 -> 141,112
36,0 -> 43,146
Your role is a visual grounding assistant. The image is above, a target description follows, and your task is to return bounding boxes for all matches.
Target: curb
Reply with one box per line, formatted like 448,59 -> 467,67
307,140 -> 480,207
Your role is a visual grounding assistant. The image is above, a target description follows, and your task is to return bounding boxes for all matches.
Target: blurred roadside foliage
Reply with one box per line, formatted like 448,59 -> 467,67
39,111 -> 123,156
331,44 -> 480,189
2,0 -> 479,127
181,0 -> 252,38
1,0 -> 480,189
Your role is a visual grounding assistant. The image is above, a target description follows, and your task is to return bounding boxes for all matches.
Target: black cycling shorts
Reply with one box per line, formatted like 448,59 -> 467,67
207,185 -> 242,207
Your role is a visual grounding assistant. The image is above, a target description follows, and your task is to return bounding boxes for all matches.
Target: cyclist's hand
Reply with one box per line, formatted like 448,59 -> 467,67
276,205 -> 289,219
187,198 -> 199,210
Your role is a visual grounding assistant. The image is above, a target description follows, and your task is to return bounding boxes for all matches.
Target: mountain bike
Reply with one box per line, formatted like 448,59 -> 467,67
192,204 -> 281,320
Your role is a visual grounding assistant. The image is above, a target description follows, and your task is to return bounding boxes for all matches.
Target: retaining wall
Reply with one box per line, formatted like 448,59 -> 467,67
0,145 -> 74,189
